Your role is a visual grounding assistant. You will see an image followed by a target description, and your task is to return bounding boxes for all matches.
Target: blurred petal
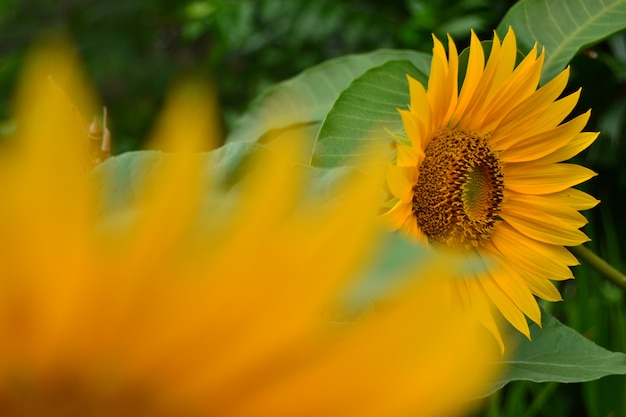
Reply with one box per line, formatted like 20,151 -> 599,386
0,41 -> 501,417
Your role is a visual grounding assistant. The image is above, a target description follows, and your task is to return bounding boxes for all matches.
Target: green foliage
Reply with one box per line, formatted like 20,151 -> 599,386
92,140 -> 257,213
226,50 -> 431,144
399,0 -> 508,47
0,0 -> 209,152
498,0 -> 626,82
487,311 -> 626,396
0,0 -> 504,152
312,60 -> 427,167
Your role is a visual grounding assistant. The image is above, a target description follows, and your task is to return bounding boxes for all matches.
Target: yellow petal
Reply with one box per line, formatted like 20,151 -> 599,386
460,31 -> 511,131
442,34 -> 459,125
492,67 -> 571,148
533,131 -> 599,165
2,41 -> 96,287
547,188 -> 600,211
387,164 -> 415,202
460,277 -> 505,353
397,143 -> 423,167
454,30 -> 485,127
400,214 -> 425,241
480,273 -> 531,339
480,47 -> 543,132
499,110 -> 590,163
500,206 -> 590,246
380,200 -> 413,230
495,89 -> 582,151
491,222 -> 576,280
504,163 -> 597,194
231,271 -> 500,417
485,252 -> 542,326
407,75 -> 432,145
399,108 -> 425,151
519,269 -> 564,302
427,35 -> 454,129
484,28 -> 518,104
122,84 -> 214,269
505,191 -> 588,228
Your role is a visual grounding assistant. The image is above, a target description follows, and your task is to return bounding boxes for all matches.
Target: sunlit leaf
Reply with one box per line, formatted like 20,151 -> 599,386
226,50 -> 431,144
93,141 -> 258,212
311,60 -> 427,167
497,0 -> 626,82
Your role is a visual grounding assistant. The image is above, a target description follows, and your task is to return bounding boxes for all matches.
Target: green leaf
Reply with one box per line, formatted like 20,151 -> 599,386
497,0 -> 626,82
310,60 -> 427,167
486,310 -> 626,395
92,141 -> 258,213
260,123 -> 321,165
226,50 -> 431,144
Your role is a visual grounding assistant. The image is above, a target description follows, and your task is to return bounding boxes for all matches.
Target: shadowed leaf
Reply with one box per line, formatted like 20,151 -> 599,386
226,50 -> 431,144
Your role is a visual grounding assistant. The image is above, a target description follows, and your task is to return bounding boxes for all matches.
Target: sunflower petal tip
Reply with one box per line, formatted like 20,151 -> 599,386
492,30 -> 501,44
469,29 -> 480,43
500,26 -> 516,43
585,131 -> 601,148
431,33 -> 445,51
532,41 -> 542,56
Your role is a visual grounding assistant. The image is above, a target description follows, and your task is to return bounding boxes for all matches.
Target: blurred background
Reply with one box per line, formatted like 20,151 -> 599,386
0,0 -> 520,152
1,1 -> 625,416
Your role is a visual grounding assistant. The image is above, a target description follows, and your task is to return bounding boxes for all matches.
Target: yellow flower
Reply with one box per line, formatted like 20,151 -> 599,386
0,42 -> 500,415
383,28 -> 599,349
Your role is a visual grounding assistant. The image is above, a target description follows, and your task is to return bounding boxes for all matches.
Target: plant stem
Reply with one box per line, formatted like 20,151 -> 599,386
570,245 -> 626,291
522,382 -> 559,417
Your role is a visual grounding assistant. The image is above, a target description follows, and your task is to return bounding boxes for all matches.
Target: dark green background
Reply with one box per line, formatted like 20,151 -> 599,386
0,0 -> 518,151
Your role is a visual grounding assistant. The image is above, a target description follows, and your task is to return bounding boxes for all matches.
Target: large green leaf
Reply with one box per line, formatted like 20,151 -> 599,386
226,50 -> 431,144
258,123 -> 321,165
486,309 -> 626,395
92,140 -> 258,213
310,60 -> 427,167
498,0 -> 626,82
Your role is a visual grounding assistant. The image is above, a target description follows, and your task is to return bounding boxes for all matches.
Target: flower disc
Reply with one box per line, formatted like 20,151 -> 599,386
413,128 -> 504,250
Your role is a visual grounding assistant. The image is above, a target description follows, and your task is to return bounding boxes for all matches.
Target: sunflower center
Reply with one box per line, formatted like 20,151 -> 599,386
412,129 -> 504,250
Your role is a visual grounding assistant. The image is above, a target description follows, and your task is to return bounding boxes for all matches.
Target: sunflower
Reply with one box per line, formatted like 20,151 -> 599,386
382,28 -> 599,349
0,41 -> 500,416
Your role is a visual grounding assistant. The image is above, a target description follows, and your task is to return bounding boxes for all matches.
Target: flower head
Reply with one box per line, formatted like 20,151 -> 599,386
383,28 -> 599,349
0,41 -> 499,416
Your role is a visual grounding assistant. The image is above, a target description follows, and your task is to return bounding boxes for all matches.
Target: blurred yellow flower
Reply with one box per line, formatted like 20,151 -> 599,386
0,41 -> 499,416
383,28 -> 598,349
